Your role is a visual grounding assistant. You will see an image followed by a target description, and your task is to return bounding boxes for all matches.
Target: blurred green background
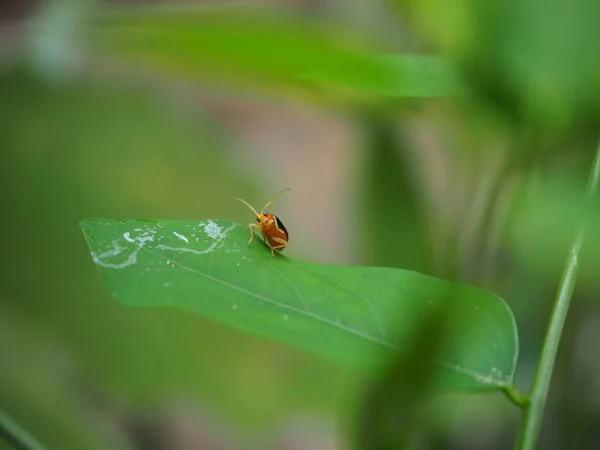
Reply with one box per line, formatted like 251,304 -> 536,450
2,0 -> 600,449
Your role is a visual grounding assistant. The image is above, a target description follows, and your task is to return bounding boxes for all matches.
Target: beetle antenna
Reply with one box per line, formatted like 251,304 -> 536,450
261,188 -> 291,211
234,197 -> 259,216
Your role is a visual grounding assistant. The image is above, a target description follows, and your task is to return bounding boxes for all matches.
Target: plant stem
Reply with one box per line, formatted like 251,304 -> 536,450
502,385 -> 529,408
0,409 -> 46,450
516,139 -> 600,450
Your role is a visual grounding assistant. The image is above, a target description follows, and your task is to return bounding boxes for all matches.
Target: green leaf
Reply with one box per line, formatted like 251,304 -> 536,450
80,218 -> 518,390
88,9 -> 462,100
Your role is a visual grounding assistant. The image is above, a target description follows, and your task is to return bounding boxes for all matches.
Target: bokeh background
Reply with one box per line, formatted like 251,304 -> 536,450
2,1 -> 600,449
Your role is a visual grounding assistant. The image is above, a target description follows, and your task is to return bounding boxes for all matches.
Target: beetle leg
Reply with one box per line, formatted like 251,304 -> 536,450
247,223 -> 260,244
271,237 -> 287,246
269,237 -> 287,256
270,244 -> 285,256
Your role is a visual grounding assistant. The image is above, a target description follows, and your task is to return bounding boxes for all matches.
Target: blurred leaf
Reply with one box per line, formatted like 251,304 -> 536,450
359,113 -> 432,272
81,218 -> 518,390
88,10 -> 462,102
0,307 -> 131,450
510,171 -> 600,290
358,303 -> 453,450
399,0 -> 600,128
298,54 -> 464,98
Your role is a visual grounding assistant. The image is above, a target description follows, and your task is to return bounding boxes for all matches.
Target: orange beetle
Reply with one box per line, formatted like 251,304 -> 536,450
234,188 -> 290,257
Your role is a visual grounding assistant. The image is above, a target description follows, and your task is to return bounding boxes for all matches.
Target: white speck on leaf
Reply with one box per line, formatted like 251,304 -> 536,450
107,220 -> 237,269
481,376 -> 493,385
160,223 -> 235,255
490,367 -> 503,379
92,235 -> 153,269
158,242 -> 219,255
173,231 -> 189,243
283,314 -> 289,320
203,220 -> 228,240
232,304 -> 238,310
94,242 -> 122,259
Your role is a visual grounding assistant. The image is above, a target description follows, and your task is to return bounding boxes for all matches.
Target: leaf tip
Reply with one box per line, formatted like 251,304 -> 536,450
79,218 -> 91,231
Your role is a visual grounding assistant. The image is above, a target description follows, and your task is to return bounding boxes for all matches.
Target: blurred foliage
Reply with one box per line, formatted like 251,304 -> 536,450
1,0 -> 600,449
0,307 -> 131,450
357,111 -> 432,273
89,7 -> 463,107
510,167 -> 600,289
357,302 -> 456,449
397,0 -> 600,130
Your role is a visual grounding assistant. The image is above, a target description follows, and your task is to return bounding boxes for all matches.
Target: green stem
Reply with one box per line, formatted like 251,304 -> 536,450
502,385 -> 530,408
516,138 -> 600,450
0,409 -> 46,450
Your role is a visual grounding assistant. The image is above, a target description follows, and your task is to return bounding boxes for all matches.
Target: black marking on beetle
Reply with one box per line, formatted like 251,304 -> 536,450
274,216 -> 289,240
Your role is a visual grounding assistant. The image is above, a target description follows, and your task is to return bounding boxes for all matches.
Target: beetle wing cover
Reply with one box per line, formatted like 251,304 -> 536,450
274,216 -> 289,240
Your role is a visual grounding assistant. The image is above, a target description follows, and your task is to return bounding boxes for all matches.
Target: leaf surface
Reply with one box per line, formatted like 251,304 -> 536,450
81,218 -> 518,390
